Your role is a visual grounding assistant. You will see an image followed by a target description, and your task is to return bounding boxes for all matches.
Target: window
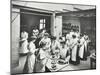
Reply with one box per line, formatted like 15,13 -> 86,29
39,19 -> 46,29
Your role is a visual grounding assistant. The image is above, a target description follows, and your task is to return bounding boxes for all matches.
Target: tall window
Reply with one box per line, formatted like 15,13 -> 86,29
39,19 -> 46,29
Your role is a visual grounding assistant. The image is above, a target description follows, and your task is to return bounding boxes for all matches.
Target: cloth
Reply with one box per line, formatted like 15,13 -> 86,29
69,31 -> 74,38
66,34 -> 71,40
19,40 -> 29,54
26,41 -> 36,73
51,40 -> 61,54
27,54 -> 35,73
75,32 -> 80,38
70,38 -> 78,62
28,41 -> 36,53
39,37 -> 51,52
34,48 -> 48,72
34,37 -> 41,48
79,37 -> 87,59
60,45 -> 69,59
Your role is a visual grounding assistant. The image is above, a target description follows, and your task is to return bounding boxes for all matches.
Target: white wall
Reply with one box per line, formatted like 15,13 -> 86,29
55,16 -> 62,39
11,8 -> 20,67
51,13 -> 56,36
51,14 -> 62,39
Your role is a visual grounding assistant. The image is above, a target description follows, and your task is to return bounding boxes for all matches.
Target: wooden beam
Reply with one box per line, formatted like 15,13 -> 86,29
56,9 -> 96,17
12,11 -> 51,16
74,7 -> 83,11
12,4 -> 54,14
63,9 -> 72,12
55,10 -> 63,12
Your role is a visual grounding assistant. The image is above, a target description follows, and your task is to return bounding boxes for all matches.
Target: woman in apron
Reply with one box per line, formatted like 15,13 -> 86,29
69,35 -> 80,65
23,36 -> 37,73
34,33 -> 51,72
59,39 -> 70,64
51,36 -> 61,58
19,31 -> 29,56
34,48 -> 48,72
39,33 -> 51,54
79,35 -> 90,60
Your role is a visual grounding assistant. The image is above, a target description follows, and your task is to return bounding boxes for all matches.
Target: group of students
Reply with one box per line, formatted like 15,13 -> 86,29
65,30 -> 90,65
19,28 -> 90,73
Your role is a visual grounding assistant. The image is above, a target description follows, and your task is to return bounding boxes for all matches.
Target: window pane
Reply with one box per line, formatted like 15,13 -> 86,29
43,19 -> 46,23
40,19 -> 44,23
40,24 -> 43,29
43,24 -> 45,28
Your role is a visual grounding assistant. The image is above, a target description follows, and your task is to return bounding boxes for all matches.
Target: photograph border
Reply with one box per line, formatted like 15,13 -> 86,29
10,0 -> 96,74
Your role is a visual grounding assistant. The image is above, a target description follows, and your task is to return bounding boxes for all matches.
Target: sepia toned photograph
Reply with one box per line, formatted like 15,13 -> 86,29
11,0 -> 96,74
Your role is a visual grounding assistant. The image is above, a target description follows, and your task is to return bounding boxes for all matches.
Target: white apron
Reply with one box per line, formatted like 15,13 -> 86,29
79,37 -> 85,59
19,40 -> 29,54
71,44 -> 77,61
35,48 -> 48,72
70,38 -> 78,61
60,45 -> 68,59
39,37 -> 51,52
27,41 -> 36,73
27,54 -> 35,73
51,40 -> 61,53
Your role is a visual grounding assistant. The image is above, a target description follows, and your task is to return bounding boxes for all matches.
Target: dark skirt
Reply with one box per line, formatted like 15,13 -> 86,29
69,46 -> 80,65
81,46 -> 88,60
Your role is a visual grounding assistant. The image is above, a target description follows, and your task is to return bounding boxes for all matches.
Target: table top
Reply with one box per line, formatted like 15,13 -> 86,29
90,53 -> 96,60
46,58 -> 69,72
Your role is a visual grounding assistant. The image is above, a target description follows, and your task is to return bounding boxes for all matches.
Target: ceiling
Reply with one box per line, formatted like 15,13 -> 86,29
12,0 -> 96,13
